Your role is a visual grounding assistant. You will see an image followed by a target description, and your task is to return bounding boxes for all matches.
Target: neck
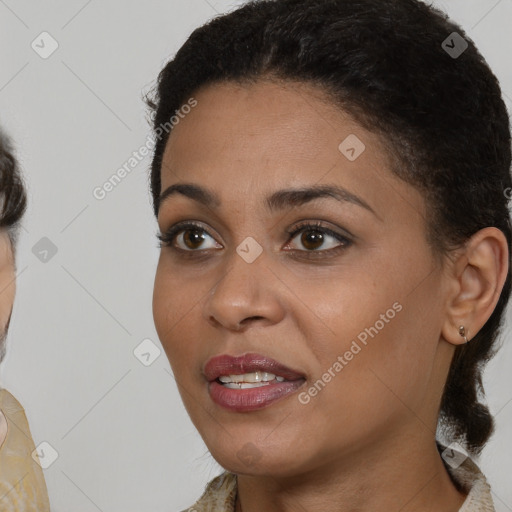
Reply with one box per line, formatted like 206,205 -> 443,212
235,437 -> 467,512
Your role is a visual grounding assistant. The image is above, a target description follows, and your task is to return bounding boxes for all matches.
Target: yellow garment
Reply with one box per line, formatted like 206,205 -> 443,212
0,389 -> 50,511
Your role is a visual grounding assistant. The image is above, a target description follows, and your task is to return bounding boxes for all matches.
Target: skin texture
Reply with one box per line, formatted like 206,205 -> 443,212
152,80 -> 509,512
0,230 -> 15,446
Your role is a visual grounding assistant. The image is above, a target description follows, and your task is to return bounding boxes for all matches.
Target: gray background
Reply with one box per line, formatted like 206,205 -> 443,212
0,1 -> 510,511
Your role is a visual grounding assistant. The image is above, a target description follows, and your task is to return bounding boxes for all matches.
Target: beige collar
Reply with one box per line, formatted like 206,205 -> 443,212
184,451 -> 495,512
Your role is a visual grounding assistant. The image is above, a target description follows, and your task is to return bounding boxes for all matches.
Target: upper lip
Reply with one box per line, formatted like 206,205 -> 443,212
204,353 -> 306,382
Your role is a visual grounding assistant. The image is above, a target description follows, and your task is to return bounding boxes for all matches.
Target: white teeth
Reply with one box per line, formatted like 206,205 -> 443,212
218,371 -> 286,385
223,382 -> 270,389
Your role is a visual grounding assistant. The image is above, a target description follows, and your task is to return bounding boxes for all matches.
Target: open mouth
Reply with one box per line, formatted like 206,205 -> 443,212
217,371 -> 286,389
204,353 -> 306,411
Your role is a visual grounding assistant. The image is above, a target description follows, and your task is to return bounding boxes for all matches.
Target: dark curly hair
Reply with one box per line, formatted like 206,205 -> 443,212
0,125 -> 28,363
0,127 -> 27,257
146,0 -> 512,456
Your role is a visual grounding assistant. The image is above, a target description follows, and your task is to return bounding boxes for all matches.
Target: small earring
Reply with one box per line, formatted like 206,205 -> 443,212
458,325 -> 469,344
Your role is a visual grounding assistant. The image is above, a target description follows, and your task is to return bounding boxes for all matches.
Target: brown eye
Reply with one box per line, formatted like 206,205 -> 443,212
298,230 -> 325,251
157,222 -> 221,251
157,220 -> 352,259
287,222 -> 351,253
182,228 -> 207,250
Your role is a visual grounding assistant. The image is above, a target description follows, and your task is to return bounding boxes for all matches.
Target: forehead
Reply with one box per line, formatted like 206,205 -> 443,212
163,79 -> 370,166
159,79 -> 424,220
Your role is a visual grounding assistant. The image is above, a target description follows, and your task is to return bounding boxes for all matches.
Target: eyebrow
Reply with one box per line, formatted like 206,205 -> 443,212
158,182 -> 379,218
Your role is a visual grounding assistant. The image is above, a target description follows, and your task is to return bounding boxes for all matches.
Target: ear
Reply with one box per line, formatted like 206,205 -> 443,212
441,227 -> 509,346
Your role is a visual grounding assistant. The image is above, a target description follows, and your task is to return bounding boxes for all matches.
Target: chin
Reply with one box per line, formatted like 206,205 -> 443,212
201,430 -> 314,478
216,452 -> 304,478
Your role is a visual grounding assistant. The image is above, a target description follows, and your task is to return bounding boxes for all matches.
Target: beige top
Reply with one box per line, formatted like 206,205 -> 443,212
182,450 -> 495,512
0,389 -> 51,511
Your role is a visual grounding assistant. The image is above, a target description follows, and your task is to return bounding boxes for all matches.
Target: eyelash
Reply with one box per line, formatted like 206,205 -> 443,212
157,220 -> 353,259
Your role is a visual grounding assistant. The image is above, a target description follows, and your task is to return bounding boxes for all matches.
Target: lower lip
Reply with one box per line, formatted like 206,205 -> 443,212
208,379 -> 305,412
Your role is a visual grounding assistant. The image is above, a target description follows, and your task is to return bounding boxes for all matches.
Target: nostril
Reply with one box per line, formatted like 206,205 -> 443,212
237,317 -> 265,330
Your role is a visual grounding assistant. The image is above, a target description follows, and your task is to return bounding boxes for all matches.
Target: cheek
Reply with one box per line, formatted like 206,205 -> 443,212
152,260 -> 203,378
314,290 -> 440,435
301,257 -> 441,423
297,317 -> 428,455
152,257 -> 190,334
152,264 -> 182,358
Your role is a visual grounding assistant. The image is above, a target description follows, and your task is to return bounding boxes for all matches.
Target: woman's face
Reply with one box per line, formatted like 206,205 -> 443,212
0,231 -> 15,349
153,80 -> 454,477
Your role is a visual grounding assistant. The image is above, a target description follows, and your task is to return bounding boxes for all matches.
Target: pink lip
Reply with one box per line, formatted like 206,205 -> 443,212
204,353 -> 306,412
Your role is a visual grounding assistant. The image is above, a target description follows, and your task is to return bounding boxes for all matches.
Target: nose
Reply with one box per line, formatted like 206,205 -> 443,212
203,247 -> 285,332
